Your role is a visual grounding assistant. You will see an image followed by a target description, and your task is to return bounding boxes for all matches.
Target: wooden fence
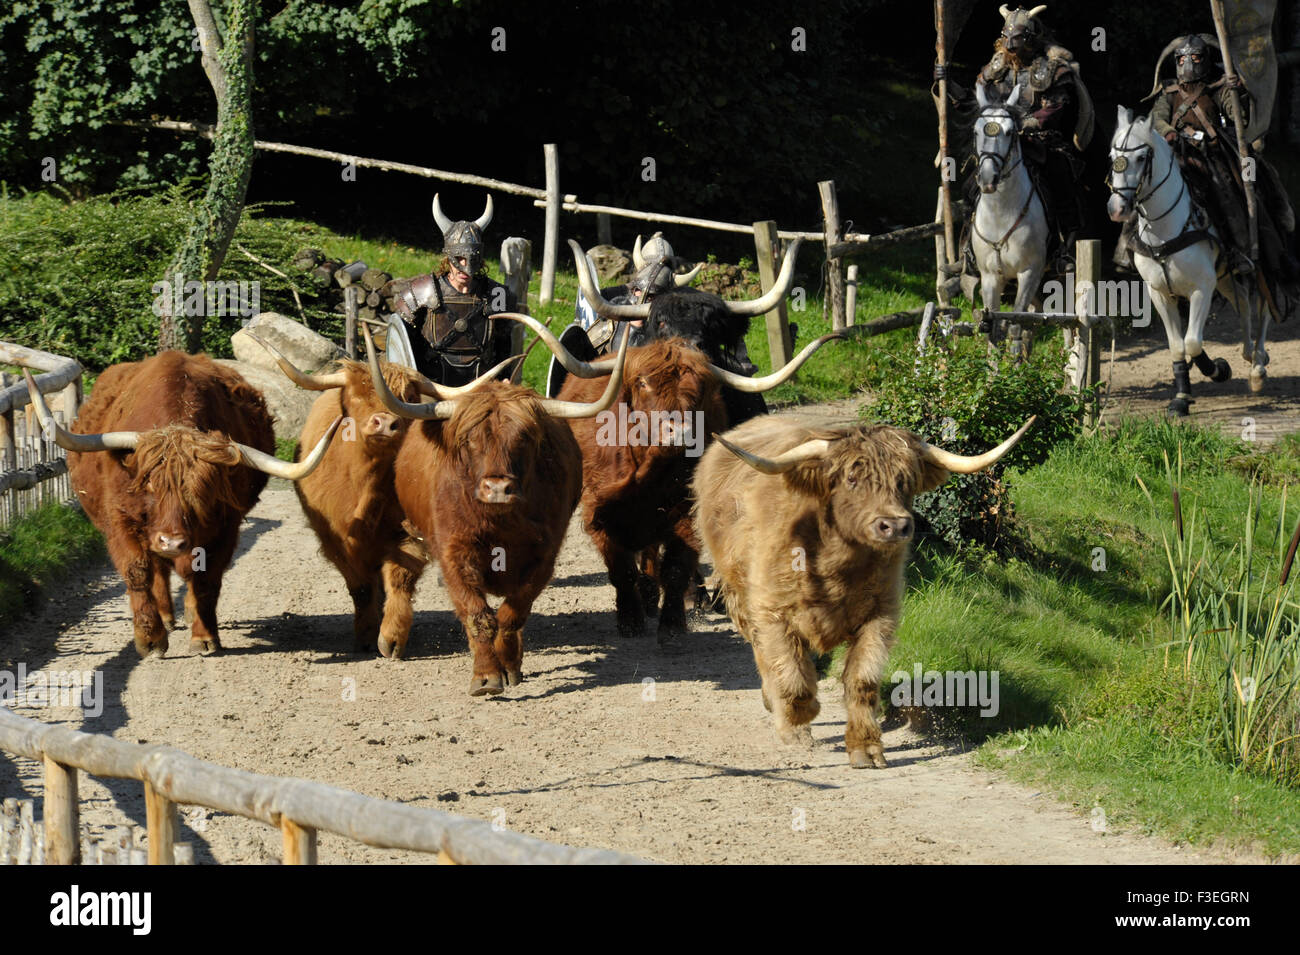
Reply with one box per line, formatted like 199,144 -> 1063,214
0,343 -> 83,528
0,707 -> 647,865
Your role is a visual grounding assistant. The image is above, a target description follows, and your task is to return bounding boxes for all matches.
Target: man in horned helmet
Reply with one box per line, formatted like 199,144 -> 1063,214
392,193 -> 519,387
1143,33 -> 1298,284
976,4 -> 1094,255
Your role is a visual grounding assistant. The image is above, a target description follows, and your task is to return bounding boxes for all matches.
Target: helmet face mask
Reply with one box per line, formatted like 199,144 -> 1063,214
628,262 -> 673,302
1000,7 -> 1045,58
443,221 -> 485,279
1175,36 -> 1211,84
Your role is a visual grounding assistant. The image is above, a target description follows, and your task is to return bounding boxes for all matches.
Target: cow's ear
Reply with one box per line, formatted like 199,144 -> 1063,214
915,457 -> 950,495
783,460 -> 830,499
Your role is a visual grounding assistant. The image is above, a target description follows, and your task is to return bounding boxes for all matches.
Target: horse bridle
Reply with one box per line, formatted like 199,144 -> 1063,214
976,108 -> 1023,190
1108,128 -> 1183,223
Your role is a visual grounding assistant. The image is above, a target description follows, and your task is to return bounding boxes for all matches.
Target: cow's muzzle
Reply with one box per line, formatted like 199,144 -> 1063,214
871,516 -> 914,544
152,532 -> 189,558
477,476 -> 520,505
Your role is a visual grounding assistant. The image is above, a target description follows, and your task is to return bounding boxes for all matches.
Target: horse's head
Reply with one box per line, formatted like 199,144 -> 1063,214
1107,105 -> 1163,222
974,81 -> 1025,194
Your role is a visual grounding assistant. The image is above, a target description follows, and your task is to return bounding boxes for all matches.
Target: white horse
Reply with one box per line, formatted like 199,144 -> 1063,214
967,81 -> 1050,356
1107,106 -> 1267,415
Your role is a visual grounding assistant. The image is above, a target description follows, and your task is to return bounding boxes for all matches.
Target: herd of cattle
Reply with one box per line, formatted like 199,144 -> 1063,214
22,242 -> 1031,767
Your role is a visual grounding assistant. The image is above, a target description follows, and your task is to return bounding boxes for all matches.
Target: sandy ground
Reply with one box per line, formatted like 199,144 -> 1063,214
1097,300 -> 1300,442
0,397 -> 1277,865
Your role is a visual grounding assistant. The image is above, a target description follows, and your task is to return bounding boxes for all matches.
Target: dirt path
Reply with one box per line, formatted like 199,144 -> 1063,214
1099,305 -> 1300,442
0,401 -> 1267,865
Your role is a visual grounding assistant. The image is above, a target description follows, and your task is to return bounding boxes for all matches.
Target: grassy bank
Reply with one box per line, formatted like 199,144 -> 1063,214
880,419 -> 1300,857
0,501 -> 104,626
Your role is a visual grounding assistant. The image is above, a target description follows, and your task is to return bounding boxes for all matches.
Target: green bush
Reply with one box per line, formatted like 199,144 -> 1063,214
0,186 -> 339,369
863,334 -> 1096,549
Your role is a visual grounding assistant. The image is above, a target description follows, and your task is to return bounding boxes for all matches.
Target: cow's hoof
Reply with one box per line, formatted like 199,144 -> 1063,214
190,637 -> 219,655
376,634 -> 405,659
470,673 -> 505,696
143,646 -> 167,661
1250,368 -> 1266,394
760,688 -> 773,713
159,613 -> 176,632
1211,358 -> 1232,383
777,724 -> 815,749
505,669 -> 522,687
1167,397 -> 1191,418
849,747 -> 888,769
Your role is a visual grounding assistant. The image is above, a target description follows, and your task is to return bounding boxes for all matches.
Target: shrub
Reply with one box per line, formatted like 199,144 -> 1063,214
863,334 -> 1096,549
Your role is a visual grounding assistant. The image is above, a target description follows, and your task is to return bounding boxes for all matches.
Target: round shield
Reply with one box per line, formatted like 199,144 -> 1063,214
385,316 -> 418,370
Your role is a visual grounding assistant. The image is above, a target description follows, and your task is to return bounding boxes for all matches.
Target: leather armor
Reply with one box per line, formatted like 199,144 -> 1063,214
393,272 -> 518,386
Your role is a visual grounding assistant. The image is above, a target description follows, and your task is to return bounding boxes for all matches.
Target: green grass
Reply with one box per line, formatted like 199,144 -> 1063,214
0,501 -> 104,625
870,417 -> 1300,857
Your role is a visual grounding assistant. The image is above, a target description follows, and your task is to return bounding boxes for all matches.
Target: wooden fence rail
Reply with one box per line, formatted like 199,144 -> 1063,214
0,707 -> 648,865
0,342 -> 83,527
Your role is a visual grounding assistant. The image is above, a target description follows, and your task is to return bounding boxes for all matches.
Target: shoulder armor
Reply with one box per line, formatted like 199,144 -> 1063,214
982,51 -> 1009,82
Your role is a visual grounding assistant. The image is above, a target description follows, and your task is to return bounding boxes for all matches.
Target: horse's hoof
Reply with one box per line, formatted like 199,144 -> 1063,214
1250,369 -> 1266,394
1211,358 -> 1232,383
1167,397 -> 1192,418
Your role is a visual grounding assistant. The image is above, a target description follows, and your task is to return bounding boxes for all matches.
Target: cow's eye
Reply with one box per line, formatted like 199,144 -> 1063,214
637,377 -> 651,391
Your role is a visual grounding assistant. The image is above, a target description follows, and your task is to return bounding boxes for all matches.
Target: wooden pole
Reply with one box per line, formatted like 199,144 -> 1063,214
1211,0 -> 1260,262
934,0 -> 956,266
1074,239 -> 1103,427
935,188 -> 953,306
845,264 -> 860,326
344,286 -> 359,360
753,220 -> 793,368
43,756 -> 80,865
281,817 -> 318,864
819,180 -> 846,331
540,144 -> 560,306
144,780 -> 177,865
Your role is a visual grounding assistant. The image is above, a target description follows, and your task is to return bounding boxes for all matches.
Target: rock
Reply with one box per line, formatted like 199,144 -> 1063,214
215,359 -> 320,442
231,312 -> 343,375
586,245 -> 632,285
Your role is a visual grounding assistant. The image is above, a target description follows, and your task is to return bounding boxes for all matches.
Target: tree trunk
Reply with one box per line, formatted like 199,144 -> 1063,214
158,0 -> 257,354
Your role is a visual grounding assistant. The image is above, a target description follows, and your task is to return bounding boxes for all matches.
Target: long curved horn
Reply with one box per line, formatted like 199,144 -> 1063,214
492,311 -> 611,379
1028,4 -> 1047,17
362,323 -> 458,420
569,239 -> 651,319
714,433 -> 832,475
235,416 -> 341,480
632,234 -> 646,270
999,4 -> 1011,18
245,332 -> 347,391
432,193 -> 453,234
1146,36 -> 1186,99
415,355 -> 522,398
538,325 -> 630,419
673,263 -> 703,286
474,194 -> 494,230
920,416 -> 1036,474
707,332 -> 844,393
24,370 -> 139,452
723,238 -> 802,316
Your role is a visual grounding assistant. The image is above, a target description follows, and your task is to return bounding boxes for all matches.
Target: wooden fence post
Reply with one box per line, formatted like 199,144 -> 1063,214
1073,239 -> 1103,427
845,264 -> 860,326
501,237 -> 533,355
540,144 -> 560,306
344,286 -> 359,360
144,780 -> 177,865
281,817 -> 318,864
819,180 -> 846,331
753,220 -> 793,368
43,755 -> 80,864
934,187 -> 953,306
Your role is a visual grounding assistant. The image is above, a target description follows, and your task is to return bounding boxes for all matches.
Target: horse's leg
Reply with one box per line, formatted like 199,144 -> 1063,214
1184,286 -> 1231,384
1149,287 -> 1193,417
981,267 -> 1006,352
1012,260 -> 1046,360
1249,285 -> 1271,393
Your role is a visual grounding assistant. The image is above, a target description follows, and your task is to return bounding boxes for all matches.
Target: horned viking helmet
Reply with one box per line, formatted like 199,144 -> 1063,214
998,5 -> 1048,56
432,193 -> 494,278
632,232 -> 674,270
628,261 -> 675,301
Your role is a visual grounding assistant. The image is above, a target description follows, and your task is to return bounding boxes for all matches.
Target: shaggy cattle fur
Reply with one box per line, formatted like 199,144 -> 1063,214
67,351 -> 276,657
693,415 -> 953,768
